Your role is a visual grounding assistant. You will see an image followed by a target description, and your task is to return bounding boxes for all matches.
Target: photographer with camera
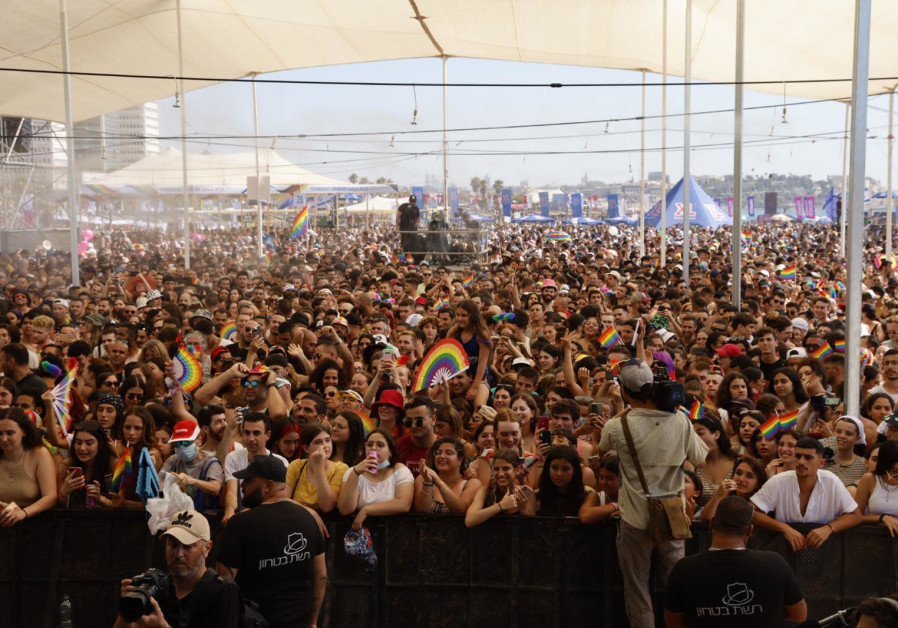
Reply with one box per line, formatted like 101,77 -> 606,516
598,359 -> 708,628
114,509 -> 242,628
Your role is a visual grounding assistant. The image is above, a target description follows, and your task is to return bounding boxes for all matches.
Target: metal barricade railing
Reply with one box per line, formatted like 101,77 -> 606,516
2,511 -> 894,627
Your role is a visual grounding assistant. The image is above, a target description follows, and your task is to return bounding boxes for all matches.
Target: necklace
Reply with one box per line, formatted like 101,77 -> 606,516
0,451 -> 26,481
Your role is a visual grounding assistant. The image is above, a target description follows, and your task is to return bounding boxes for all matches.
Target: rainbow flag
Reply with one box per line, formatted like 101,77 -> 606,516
260,253 -> 272,265
780,265 -> 797,280
760,416 -> 780,439
461,273 -> 474,288
111,447 -> 133,492
598,327 -> 622,348
778,409 -> 799,431
861,348 -> 876,368
359,412 -> 377,435
434,297 -> 450,312
686,399 -> 704,421
49,360 -> 78,437
810,342 -> 833,360
741,231 -> 752,242
290,205 -> 309,239
829,286 -> 838,300
833,339 -> 846,352
392,253 -> 409,264
173,343 -> 203,392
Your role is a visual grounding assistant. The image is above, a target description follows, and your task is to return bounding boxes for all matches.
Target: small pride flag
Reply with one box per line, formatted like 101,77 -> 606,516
741,231 -> 752,242
290,205 -> 309,239
111,447 -> 133,492
810,342 -> 833,360
778,409 -> 799,431
779,265 -> 797,280
686,399 -> 704,421
598,327 -> 622,348
434,298 -> 450,312
760,416 -> 780,439
833,339 -> 846,352
462,273 -> 474,288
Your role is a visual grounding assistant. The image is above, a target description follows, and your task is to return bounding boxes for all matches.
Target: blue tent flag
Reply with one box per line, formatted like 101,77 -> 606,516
644,176 -> 732,229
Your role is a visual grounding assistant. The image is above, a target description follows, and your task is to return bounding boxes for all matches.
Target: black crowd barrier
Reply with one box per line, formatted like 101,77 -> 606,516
1,510 -> 896,627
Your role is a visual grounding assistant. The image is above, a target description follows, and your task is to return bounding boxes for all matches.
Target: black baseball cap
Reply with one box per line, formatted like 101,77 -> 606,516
233,454 -> 287,482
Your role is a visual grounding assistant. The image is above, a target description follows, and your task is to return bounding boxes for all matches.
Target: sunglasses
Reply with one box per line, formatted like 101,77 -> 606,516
125,392 -> 143,401
102,380 -> 118,388
402,417 -> 428,428
325,391 -> 337,397
242,380 -> 262,388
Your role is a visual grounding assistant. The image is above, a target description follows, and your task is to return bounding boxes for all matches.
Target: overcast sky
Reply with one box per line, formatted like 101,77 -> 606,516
158,58 -> 894,190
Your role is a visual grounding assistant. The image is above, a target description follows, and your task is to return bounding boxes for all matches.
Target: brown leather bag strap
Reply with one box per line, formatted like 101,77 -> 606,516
621,415 -> 652,498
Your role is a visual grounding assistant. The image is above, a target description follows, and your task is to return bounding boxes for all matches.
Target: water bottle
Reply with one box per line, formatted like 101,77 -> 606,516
59,594 -> 73,627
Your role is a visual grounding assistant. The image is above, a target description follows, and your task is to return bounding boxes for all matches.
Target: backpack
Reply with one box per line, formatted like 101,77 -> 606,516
179,568 -> 269,628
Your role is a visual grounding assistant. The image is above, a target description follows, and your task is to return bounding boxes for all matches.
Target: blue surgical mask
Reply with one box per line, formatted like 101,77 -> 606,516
376,459 -> 390,471
175,443 -> 198,462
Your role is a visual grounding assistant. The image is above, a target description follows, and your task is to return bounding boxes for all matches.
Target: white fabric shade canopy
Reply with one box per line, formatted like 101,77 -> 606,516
2,0 -> 898,123
82,147 -> 360,193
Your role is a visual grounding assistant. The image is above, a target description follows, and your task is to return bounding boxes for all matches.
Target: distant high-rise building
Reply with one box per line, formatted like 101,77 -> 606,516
75,102 -> 159,172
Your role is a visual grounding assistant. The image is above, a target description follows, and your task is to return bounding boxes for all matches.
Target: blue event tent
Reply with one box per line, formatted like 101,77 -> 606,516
644,176 -> 732,229
563,216 -> 602,225
511,213 -> 554,223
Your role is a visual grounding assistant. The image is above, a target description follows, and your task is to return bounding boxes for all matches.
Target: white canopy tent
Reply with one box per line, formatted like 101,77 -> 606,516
2,1 -> 898,122
342,196 -> 398,213
82,147 -> 358,194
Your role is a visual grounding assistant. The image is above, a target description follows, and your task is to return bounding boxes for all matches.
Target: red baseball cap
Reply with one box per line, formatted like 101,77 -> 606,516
171,420 -> 201,443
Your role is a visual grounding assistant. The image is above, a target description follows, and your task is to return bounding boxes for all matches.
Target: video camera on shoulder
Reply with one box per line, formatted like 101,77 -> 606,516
119,568 -> 172,622
651,361 -> 685,413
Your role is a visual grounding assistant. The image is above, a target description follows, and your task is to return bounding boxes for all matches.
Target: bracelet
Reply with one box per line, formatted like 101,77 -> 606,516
422,482 -> 434,486
497,502 -> 504,511
826,523 -> 835,533
22,509 -> 28,519
353,467 -> 362,476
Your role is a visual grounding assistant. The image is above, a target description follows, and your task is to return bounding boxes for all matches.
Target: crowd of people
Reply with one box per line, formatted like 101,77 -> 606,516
1,215 -> 897,626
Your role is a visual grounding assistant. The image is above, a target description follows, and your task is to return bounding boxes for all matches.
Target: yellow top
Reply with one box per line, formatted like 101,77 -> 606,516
285,459 -> 348,511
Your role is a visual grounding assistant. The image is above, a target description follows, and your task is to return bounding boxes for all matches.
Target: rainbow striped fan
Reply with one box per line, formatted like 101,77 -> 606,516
413,339 -> 470,391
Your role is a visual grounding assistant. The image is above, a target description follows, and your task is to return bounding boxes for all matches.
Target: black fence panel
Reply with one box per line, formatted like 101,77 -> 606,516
1,510 -> 896,628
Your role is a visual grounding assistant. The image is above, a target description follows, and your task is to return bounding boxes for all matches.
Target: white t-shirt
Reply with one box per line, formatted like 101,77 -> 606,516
868,385 -> 898,406
224,448 -> 287,498
342,465 -> 414,510
751,469 -> 858,524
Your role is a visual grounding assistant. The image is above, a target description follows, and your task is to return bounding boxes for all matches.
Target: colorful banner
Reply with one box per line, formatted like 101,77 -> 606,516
501,188 -> 512,218
794,196 -> 804,220
804,196 -> 816,220
571,193 -> 583,218
747,195 -> 755,217
448,187 -> 459,214
412,186 -> 425,206
727,197 -> 734,218
607,193 -> 620,218
539,192 -> 550,217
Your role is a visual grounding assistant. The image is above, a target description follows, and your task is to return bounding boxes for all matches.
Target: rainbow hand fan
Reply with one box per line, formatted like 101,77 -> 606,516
413,339 -> 470,391
49,360 -> 78,437
172,344 -> 203,392
219,321 -> 238,341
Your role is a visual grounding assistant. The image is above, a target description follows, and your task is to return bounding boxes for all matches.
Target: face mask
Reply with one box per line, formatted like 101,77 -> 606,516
377,459 -> 391,471
176,443 -> 198,462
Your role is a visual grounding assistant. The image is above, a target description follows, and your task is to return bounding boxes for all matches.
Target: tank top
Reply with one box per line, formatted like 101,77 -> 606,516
0,451 -> 41,507
694,466 -> 733,508
430,479 -> 468,513
867,476 -> 898,516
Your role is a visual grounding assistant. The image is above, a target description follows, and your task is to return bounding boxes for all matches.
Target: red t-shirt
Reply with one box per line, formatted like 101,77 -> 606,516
395,434 -> 433,476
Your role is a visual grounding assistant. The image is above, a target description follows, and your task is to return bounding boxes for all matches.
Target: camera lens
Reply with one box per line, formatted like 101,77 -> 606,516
119,590 -> 152,623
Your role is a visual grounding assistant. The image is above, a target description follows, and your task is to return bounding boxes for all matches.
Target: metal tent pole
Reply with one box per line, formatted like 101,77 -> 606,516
177,0 -> 190,269
888,89 -> 894,261
841,103 -> 850,256
660,0 -> 668,267
844,0 -> 872,419
60,0 -> 80,286
639,69 -> 646,258
252,74 -> 263,260
682,0 -> 692,286
443,56 -> 450,222
732,0 -> 745,310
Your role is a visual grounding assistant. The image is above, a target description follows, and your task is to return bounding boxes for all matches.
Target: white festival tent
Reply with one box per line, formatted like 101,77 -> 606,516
342,196 -> 399,213
3,1 -> 898,122
82,147 -> 392,196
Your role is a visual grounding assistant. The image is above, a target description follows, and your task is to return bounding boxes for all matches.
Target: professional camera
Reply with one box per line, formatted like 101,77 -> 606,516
651,361 -> 685,413
119,568 -> 173,622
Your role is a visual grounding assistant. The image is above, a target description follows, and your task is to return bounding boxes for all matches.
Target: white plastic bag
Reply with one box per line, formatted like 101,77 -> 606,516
145,472 -> 195,535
